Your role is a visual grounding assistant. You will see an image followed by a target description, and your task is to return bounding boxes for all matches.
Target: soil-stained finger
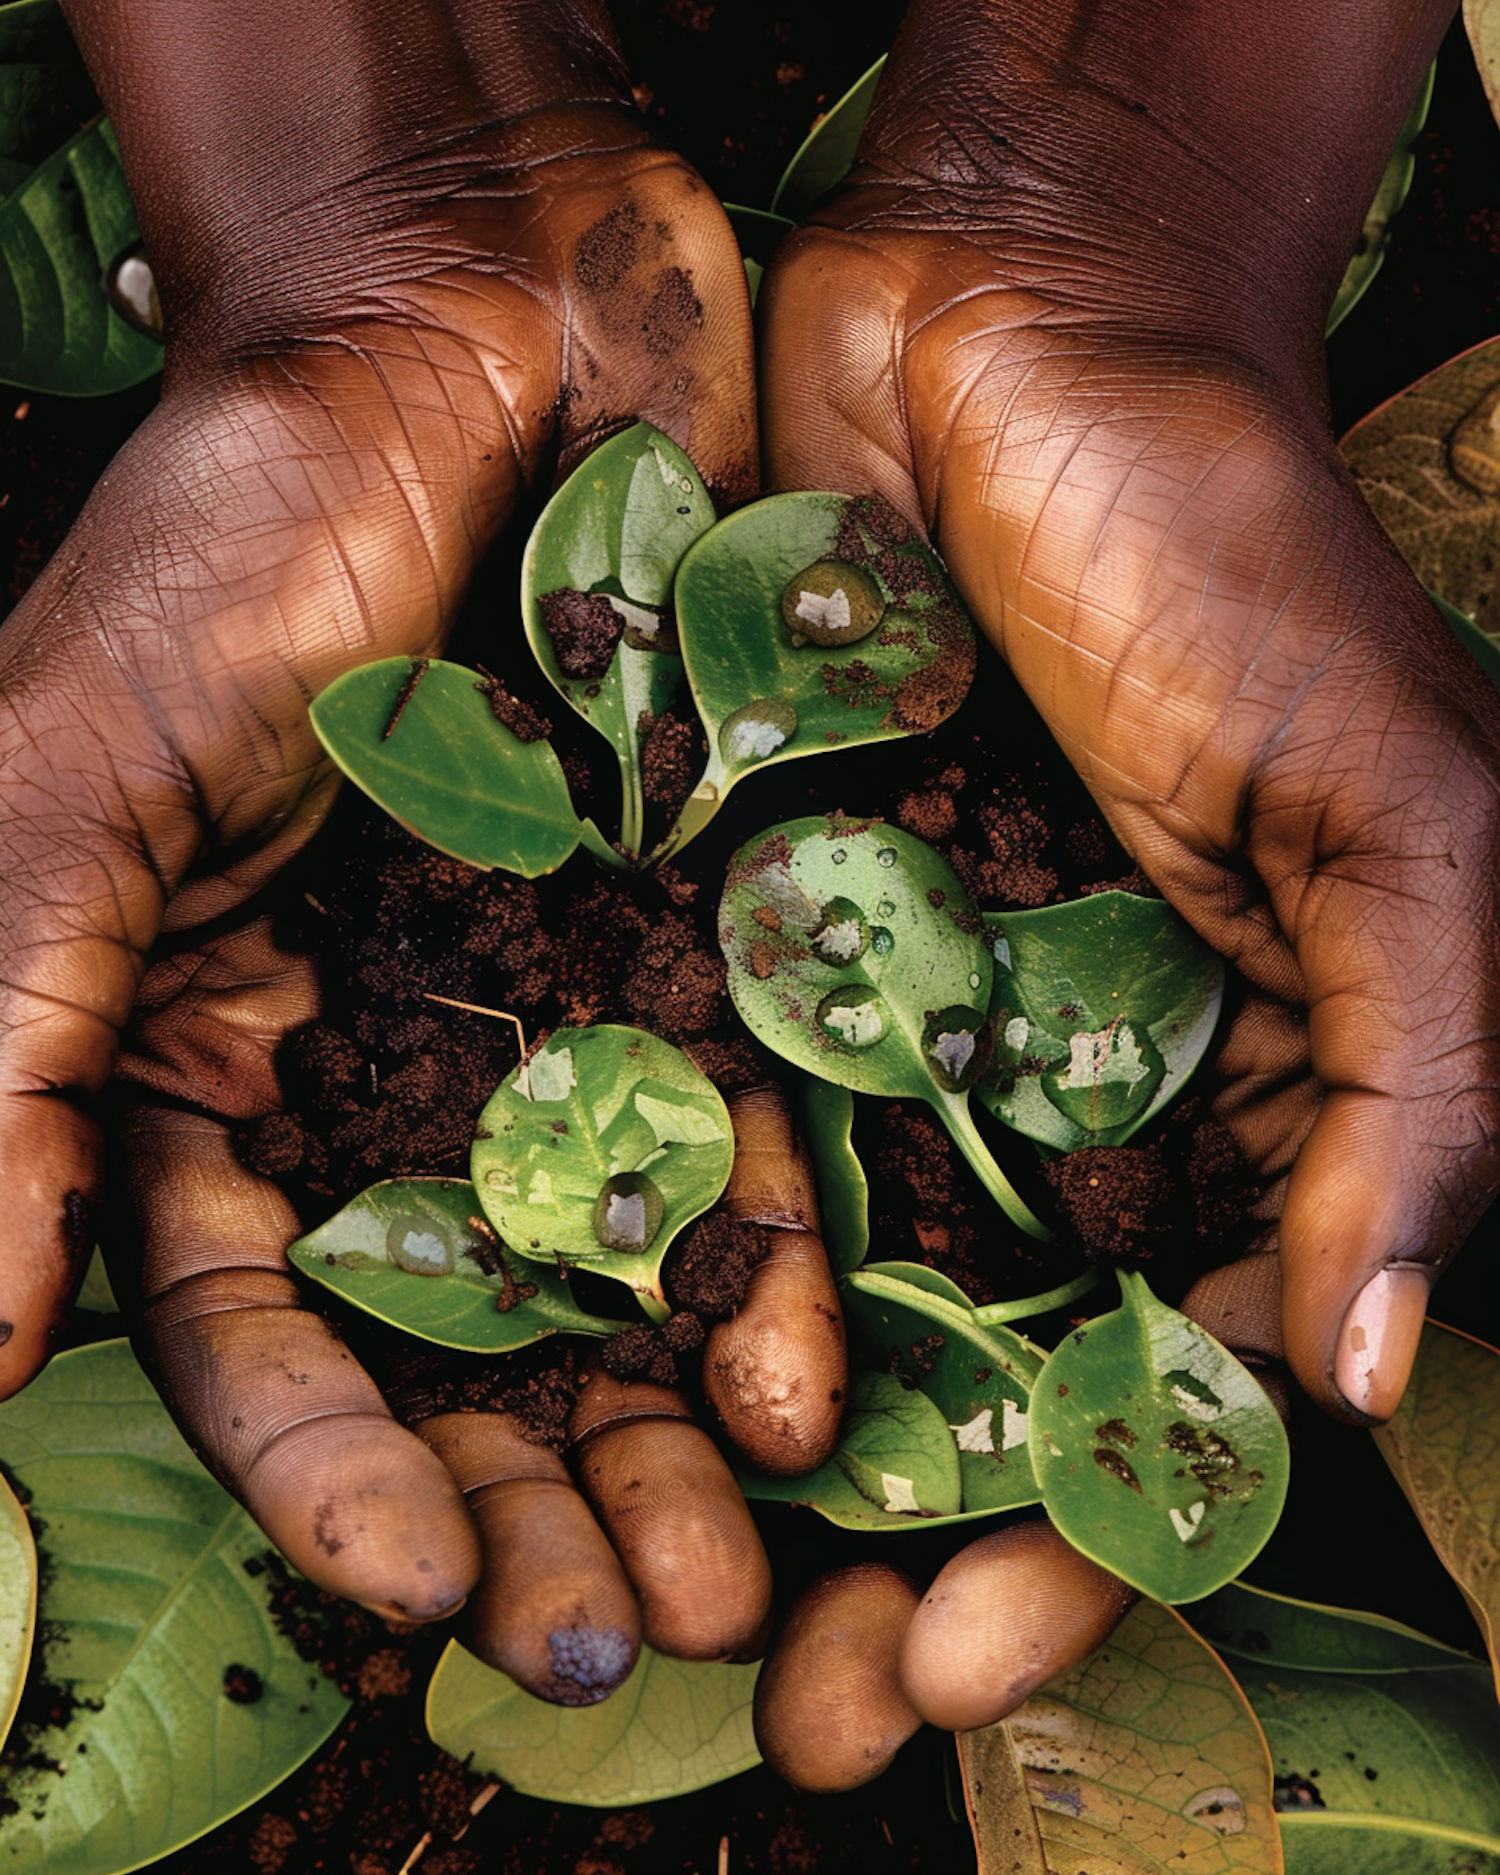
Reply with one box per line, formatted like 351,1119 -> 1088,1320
569,1367 -> 772,1660
754,1564 -> 923,1791
704,1085 -> 846,1473
898,1521 -> 1130,1731
416,1411 -> 640,1705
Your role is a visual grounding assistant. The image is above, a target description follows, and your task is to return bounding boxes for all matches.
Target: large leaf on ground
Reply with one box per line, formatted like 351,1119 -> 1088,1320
719,817 -> 1048,1238
668,497 -> 975,854
959,1595 -> 1282,1874
978,894 -> 1223,1152
771,55 -> 885,215
1373,1318 -> 1500,1696
740,1370 -> 976,1529
843,1266 -> 1044,1513
521,422 -> 714,856
287,1177 -> 628,1352
1028,1271 -> 1289,1601
1196,1581 -> 1500,1874
426,1640 -> 759,1806
471,1025 -> 733,1310
0,1469 -> 36,1753
0,1340 -> 347,1873
0,116 -> 159,394
1341,336 -> 1500,638
799,1078 -> 868,1274
310,657 -> 588,876
1325,64 -> 1433,335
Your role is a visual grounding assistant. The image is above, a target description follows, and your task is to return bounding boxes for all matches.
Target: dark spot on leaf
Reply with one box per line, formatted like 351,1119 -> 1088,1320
1273,1774 -> 1325,1811
222,1664 -> 262,1704
1092,1447 -> 1142,1491
1095,1417 -> 1137,1448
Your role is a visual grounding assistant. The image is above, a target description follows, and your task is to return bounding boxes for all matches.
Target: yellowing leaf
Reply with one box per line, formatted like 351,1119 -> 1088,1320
1374,1318 -> 1500,1698
958,1597 -> 1282,1874
1341,336 -> 1500,638
0,1467 -> 36,1753
1467,0 -> 1500,139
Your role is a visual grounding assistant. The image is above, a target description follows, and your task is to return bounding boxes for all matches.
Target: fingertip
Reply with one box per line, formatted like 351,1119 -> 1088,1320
1332,1262 -> 1431,1424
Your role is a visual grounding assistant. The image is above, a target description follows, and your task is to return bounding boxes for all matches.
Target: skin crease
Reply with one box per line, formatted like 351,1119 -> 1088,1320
760,0 -> 1500,1421
0,0 -> 1491,1752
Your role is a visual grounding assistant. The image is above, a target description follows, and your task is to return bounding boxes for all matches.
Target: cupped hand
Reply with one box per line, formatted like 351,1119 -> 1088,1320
760,0 -> 1500,1427
0,0 -> 819,1689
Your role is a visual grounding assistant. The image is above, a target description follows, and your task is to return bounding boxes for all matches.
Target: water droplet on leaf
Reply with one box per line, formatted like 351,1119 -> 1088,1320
921,1006 -> 994,1092
780,559 -> 886,646
592,1172 -> 665,1252
870,925 -> 894,956
386,1214 -> 455,1275
877,897 -> 896,917
877,847 -> 897,868
719,697 -> 797,764
830,848 -> 848,865
810,897 -> 870,964
816,987 -> 891,1049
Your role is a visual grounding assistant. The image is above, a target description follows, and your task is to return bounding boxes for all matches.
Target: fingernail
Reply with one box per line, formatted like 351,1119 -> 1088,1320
1334,1265 -> 1431,1421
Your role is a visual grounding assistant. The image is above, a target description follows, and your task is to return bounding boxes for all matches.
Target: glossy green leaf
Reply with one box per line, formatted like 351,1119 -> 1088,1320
286,1177 -> 628,1352
1374,1319 -> 1500,1697
1326,64 -> 1433,335
1198,1581 -> 1500,1875
521,422 -> 714,855
667,497 -> 976,854
309,657 -> 586,876
425,1640 -> 759,1806
977,892 -> 1224,1152
0,1340 -> 348,1873
0,116 -> 159,395
0,1467 -> 36,1754
471,1025 -> 733,1310
741,1371 -> 978,1529
859,1260 -> 979,1311
843,1267 -> 1044,1513
959,1596 -> 1283,1874
1028,1271 -> 1289,1602
1341,335 -> 1500,637
719,817 -> 1049,1238
771,55 -> 885,216
799,1078 -> 869,1274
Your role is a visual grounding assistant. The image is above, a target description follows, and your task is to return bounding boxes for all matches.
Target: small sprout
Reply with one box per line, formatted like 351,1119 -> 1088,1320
593,1172 -> 666,1253
719,697 -> 798,763
780,559 -> 887,647
815,986 -> 891,1049
921,1006 -> 993,1093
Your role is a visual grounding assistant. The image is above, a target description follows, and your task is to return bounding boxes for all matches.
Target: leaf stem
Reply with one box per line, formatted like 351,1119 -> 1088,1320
578,816 -> 630,869
972,1267 -> 1101,1327
935,1093 -> 1053,1242
618,751 -> 645,860
647,750 -> 729,863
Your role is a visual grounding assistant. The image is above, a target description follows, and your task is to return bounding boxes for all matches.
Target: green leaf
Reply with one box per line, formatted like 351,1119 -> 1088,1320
668,497 -> 976,855
977,892 -> 1224,1152
741,1371 -> 975,1529
521,422 -> 715,856
958,1596 -> 1283,1873
470,1025 -> 733,1310
1341,334 -> 1500,638
799,1078 -> 868,1274
286,1177 -> 628,1352
771,56 -> 886,216
0,1339 -> 348,1873
72,1243 -> 117,1314
425,1640 -> 759,1806
1431,588 -> 1500,688
1199,1581 -> 1500,1874
718,817 -> 1049,1238
724,202 -> 793,266
0,116 -> 160,395
1028,1271 -> 1289,1602
1326,63 -> 1433,335
1374,1319 -> 1500,1697
0,1467 -> 36,1753
859,1260 -> 979,1311
843,1267 -> 1044,1513
309,657 -> 585,876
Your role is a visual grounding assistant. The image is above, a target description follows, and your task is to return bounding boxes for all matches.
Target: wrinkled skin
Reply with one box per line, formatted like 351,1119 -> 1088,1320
0,0 -> 1495,1768
761,0 -> 1500,1422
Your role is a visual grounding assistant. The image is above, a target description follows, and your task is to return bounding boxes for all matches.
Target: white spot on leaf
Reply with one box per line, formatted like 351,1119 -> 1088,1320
521,1047 -> 575,1103
525,1169 -> 556,1206
992,935 -> 1012,969
1004,1016 -> 1029,1052
1001,1399 -> 1030,1450
951,1409 -> 994,1453
1171,1383 -> 1223,1422
634,1088 -> 723,1147
1169,1500 -> 1207,1543
794,585 -> 853,634
1182,1787 -> 1246,1834
882,1473 -> 920,1514
1059,1021 -> 1150,1089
